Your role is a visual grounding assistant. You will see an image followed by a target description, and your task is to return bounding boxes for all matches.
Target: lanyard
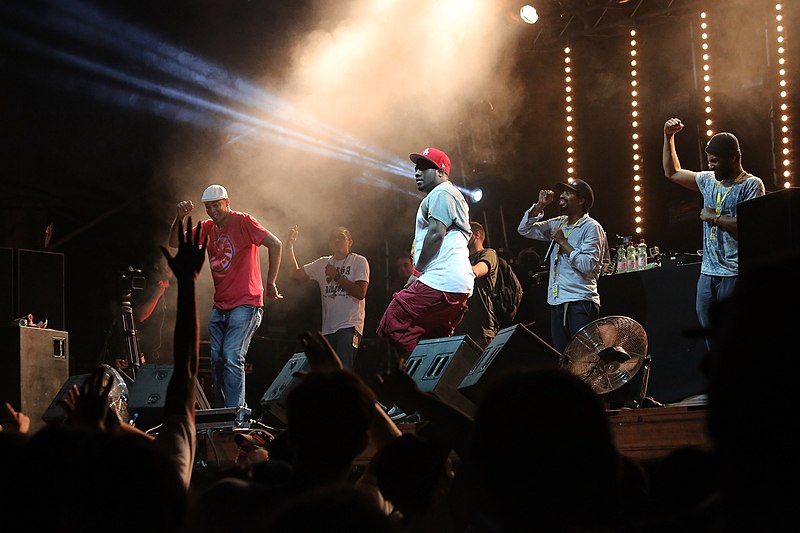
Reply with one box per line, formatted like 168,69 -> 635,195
551,214 -> 586,295
710,171 -> 746,242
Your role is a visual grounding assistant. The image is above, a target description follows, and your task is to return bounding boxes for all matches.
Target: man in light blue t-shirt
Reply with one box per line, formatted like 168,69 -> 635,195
662,118 -> 765,351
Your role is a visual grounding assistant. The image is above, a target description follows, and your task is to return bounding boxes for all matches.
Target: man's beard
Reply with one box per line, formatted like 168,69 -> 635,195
558,203 -> 568,214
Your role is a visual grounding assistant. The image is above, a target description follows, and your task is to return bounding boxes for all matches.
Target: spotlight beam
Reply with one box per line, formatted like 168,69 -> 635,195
2,0 -> 413,184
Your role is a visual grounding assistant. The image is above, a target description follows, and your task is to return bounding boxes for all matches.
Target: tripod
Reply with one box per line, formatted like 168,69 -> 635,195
120,289 -> 143,380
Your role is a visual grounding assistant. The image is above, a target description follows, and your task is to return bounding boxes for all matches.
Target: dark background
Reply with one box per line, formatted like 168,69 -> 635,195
1,0 -> 797,386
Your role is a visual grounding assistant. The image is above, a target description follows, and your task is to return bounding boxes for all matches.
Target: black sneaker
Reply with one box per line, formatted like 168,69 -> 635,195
398,411 -> 422,423
386,405 -> 406,421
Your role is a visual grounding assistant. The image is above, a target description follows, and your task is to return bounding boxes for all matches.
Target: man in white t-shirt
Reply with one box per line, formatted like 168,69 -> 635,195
287,225 -> 370,370
377,147 -> 474,365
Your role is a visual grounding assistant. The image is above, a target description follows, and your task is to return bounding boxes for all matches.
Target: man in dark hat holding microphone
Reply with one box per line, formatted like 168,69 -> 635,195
517,178 -> 609,352
662,118 -> 765,351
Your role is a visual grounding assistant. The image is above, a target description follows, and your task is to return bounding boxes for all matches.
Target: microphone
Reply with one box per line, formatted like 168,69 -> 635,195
543,239 -> 557,264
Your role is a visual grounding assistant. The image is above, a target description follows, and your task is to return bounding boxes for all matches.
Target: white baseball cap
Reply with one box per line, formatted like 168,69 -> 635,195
201,184 -> 228,202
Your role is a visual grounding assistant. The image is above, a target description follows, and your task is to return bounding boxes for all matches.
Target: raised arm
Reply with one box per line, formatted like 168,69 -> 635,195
158,216 -> 207,488
285,225 -> 310,281
168,201 -> 194,248
528,189 -> 554,219
134,280 -> 169,323
160,217 -> 206,421
662,118 -> 700,191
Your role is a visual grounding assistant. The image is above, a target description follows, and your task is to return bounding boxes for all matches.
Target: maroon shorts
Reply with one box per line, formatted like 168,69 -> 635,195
377,280 -> 469,354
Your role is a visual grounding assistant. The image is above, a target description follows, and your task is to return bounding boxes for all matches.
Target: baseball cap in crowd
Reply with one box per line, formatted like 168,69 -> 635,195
410,147 -> 451,176
234,429 -> 273,449
556,179 -> 594,210
705,132 -> 741,156
201,184 -> 229,202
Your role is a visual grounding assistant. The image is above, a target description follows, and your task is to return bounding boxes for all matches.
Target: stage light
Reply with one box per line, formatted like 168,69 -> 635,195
471,188 -> 484,203
520,5 -> 539,24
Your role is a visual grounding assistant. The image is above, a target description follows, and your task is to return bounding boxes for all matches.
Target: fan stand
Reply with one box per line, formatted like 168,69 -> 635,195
602,354 -> 652,410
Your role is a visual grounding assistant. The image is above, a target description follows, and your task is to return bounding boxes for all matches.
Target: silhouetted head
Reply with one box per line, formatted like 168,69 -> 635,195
473,367 -> 620,530
286,370 -> 376,471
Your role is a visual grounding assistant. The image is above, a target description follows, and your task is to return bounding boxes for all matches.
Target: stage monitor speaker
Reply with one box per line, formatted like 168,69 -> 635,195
739,188 -> 800,276
404,335 -> 482,416
259,352 -> 308,426
125,364 -> 174,431
458,323 -> 561,405
42,373 -> 92,426
0,326 -> 69,433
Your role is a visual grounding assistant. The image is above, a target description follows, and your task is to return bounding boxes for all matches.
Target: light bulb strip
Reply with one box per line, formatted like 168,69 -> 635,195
629,29 -> 643,235
564,46 -> 575,181
699,11 -> 714,140
775,3 -> 793,187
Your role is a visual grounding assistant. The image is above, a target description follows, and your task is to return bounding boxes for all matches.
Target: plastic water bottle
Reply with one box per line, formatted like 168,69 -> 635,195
615,245 -> 627,273
626,241 -> 637,271
636,239 -> 648,270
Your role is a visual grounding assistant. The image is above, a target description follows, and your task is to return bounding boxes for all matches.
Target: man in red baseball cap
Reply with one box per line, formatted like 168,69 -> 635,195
377,147 -> 474,366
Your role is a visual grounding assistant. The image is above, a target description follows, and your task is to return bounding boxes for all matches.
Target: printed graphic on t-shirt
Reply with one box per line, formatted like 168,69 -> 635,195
324,265 -> 351,298
209,235 -> 234,272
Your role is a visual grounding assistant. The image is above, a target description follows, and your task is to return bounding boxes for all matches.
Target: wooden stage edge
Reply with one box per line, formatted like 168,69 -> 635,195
607,403 -> 712,462
352,402 -> 713,467
195,403 -> 713,471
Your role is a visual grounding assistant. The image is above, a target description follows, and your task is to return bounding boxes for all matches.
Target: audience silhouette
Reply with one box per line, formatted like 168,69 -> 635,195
3,227 -> 795,533
472,366 -> 622,532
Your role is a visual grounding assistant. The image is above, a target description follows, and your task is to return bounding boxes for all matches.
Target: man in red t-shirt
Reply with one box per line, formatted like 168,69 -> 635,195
169,185 -> 282,421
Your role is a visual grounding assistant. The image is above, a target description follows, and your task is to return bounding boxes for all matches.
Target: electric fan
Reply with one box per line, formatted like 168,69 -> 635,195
100,363 -> 131,423
561,316 -> 649,396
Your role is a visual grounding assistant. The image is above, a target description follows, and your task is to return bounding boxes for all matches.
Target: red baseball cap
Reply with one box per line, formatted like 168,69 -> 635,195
410,147 -> 451,176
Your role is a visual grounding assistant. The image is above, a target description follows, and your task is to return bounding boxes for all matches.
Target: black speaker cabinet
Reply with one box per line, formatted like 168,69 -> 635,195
0,326 -> 69,433
259,352 -> 308,426
125,364 -> 174,431
245,336 -> 302,420
739,188 -> 800,276
458,324 -> 561,404
404,335 -> 482,416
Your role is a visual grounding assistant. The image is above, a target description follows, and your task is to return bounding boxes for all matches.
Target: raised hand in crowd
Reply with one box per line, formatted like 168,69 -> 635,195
298,329 -> 344,374
158,216 -> 207,488
59,366 -> 120,433
1,401 -> 30,434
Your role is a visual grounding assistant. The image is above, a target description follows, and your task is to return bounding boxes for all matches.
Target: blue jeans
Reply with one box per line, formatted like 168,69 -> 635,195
549,300 -> 599,353
208,305 -> 262,409
696,273 -> 738,352
324,327 -> 361,370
